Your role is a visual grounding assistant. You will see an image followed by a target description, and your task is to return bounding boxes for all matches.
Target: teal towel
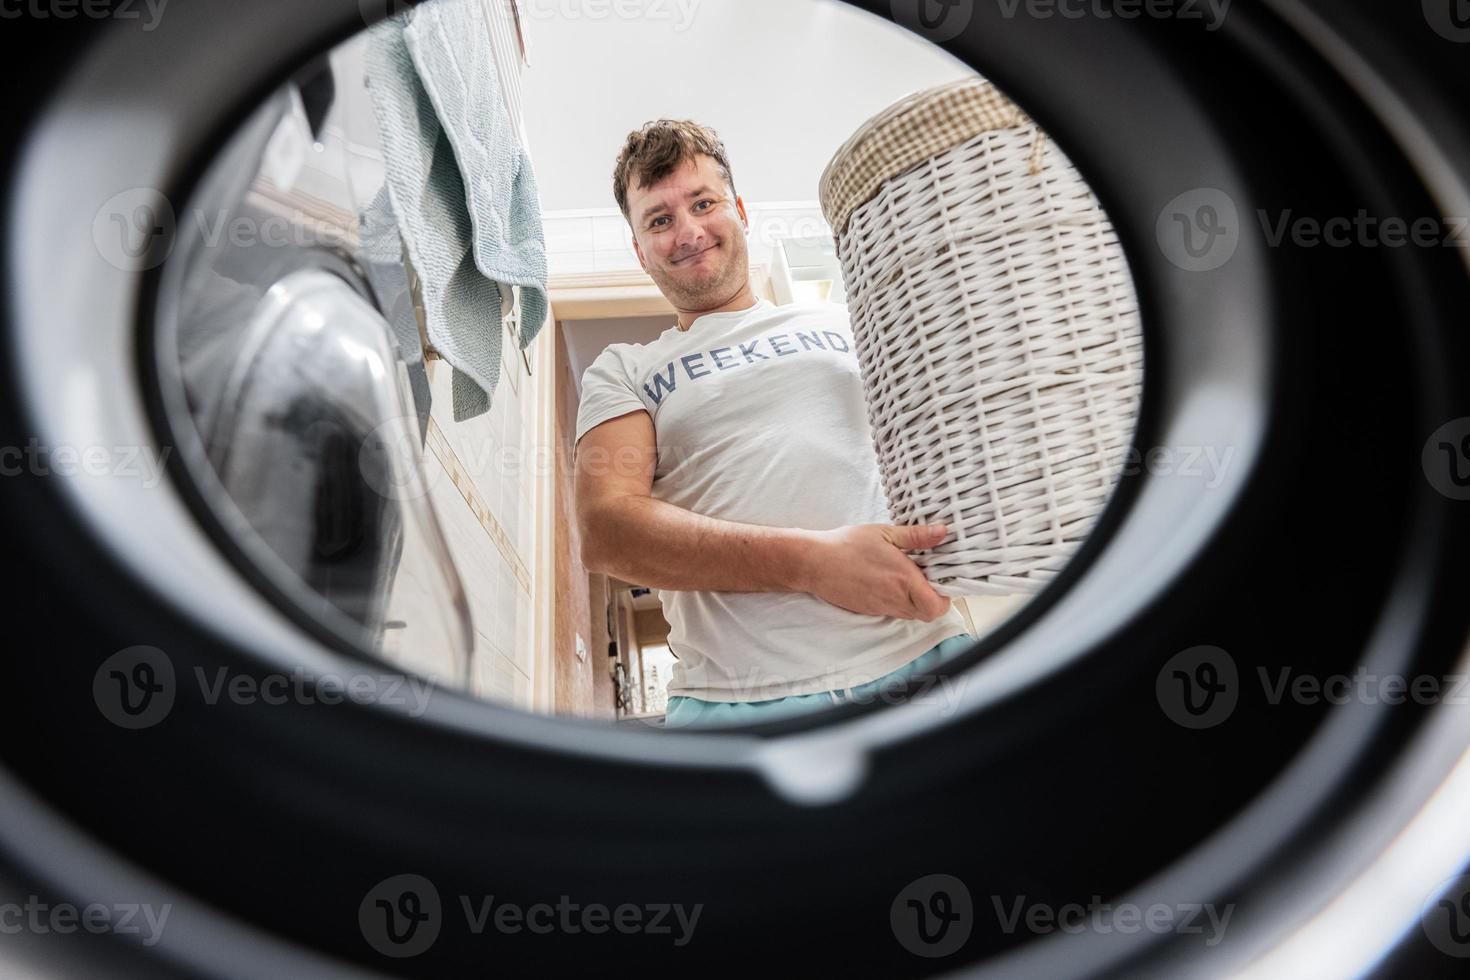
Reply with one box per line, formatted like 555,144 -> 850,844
365,0 -> 548,422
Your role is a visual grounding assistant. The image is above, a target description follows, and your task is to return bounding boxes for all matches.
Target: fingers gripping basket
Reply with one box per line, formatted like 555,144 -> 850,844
819,77 -> 1144,597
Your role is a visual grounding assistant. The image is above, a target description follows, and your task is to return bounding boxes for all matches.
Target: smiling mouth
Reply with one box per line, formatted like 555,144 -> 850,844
674,243 -> 719,266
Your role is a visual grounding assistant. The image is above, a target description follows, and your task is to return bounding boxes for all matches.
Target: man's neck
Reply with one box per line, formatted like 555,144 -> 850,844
675,284 -> 760,331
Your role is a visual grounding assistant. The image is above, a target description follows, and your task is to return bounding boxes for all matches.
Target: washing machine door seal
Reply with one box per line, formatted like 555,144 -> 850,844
1,1 -> 1469,977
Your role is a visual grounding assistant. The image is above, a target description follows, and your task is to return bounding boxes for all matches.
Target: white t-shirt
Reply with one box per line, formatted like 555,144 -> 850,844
573,297 -> 969,702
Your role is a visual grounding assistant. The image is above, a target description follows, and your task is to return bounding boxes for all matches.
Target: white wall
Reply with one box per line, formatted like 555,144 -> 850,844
519,0 -> 979,213
561,315 -> 675,393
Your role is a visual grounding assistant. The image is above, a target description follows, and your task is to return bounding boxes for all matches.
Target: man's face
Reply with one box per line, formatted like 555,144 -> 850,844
626,154 -> 750,310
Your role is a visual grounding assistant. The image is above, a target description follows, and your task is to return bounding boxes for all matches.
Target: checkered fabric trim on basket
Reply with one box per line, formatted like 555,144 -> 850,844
819,76 -> 1027,238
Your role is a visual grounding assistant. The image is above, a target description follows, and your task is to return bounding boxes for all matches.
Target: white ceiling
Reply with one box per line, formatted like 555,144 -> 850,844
520,0 -> 979,212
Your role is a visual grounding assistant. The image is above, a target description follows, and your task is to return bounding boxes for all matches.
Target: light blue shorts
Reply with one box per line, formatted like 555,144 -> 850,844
662,633 -> 974,730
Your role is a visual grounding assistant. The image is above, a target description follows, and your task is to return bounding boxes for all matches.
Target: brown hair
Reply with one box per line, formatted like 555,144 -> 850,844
613,119 -> 737,226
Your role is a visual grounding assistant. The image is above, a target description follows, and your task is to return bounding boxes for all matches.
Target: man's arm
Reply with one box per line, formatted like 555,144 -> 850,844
574,410 -> 952,621
575,409 -> 813,593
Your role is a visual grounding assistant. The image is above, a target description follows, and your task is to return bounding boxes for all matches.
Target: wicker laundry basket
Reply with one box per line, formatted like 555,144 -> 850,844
819,77 -> 1144,597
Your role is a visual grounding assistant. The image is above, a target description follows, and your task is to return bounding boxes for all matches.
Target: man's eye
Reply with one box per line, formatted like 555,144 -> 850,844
696,200 -> 713,211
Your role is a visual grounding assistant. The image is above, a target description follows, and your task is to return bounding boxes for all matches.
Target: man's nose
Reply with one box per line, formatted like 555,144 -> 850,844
672,214 -> 706,256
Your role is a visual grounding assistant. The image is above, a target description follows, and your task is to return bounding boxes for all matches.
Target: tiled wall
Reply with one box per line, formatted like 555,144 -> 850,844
380,319 -> 539,710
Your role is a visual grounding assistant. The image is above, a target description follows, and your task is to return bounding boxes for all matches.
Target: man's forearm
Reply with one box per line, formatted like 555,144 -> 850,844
583,495 -> 816,594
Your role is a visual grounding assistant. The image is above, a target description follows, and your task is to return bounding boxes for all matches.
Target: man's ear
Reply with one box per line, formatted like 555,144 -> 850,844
631,233 -> 647,271
735,195 -> 749,231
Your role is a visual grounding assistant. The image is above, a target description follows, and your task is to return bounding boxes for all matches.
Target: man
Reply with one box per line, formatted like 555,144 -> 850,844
574,119 -> 972,729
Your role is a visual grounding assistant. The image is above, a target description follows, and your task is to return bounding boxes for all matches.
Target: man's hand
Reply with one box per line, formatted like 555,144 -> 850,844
799,523 -> 954,622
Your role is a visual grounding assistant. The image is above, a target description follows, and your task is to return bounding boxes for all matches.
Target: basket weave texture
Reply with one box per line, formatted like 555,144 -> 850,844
820,77 -> 1144,597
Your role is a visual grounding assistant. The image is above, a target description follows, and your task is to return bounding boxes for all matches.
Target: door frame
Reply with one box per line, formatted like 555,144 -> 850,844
526,266 -> 773,713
